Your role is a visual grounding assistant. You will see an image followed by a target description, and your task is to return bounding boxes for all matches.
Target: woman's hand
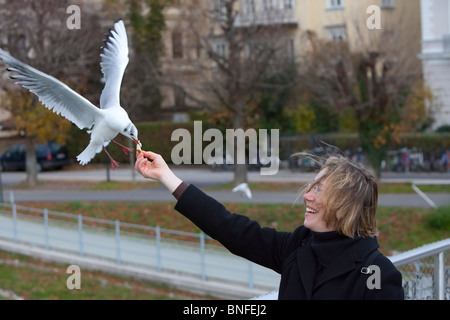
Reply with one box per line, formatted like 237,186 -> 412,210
135,151 -> 169,181
135,151 -> 182,193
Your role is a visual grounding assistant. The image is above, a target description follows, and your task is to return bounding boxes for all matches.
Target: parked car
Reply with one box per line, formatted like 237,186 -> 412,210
0,141 -> 71,172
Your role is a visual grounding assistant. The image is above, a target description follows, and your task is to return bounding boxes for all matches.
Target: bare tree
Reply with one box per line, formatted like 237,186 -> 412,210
120,0 -> 168,122
296,10 -> 423,177
161,0 -> 296,186
0,0 -> 102,186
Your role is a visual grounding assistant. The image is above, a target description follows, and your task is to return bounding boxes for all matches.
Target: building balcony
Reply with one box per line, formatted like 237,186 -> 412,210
234,8 -> 298,28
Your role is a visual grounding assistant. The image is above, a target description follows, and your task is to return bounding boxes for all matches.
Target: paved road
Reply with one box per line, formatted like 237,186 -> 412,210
0,167 -> 449,207
2,165 -> 450,186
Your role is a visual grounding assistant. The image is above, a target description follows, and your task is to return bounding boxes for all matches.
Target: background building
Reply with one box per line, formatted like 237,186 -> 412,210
0,0 -> 425,125
159,0 -> 422,122
419,0 -> 450,131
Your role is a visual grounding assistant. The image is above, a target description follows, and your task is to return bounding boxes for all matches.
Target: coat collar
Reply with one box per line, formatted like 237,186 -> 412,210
296,234 -> 379,298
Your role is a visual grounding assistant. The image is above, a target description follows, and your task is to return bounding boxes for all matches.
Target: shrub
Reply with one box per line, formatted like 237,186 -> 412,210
426,206 -> 450,230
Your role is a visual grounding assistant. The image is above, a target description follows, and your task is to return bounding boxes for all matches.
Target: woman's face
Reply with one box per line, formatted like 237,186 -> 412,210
303,169 -> 335,233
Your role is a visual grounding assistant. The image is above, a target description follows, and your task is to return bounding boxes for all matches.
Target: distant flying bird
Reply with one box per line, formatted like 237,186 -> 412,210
232,182 -> 253,200
0,19 -> 140,169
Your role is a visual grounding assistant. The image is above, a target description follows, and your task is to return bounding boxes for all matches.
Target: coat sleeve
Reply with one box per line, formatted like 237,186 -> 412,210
174,184 -> 292,273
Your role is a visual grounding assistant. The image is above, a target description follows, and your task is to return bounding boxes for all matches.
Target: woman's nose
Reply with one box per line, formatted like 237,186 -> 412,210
303,190 -> 314,202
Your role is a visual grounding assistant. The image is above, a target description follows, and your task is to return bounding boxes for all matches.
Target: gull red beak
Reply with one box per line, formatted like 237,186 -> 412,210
132,138 -> 141,146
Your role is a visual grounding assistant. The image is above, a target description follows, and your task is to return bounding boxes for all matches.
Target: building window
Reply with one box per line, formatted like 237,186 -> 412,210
245,40 -> 258,58
215,43 -> 227,58
174,87 -> 186,107
195,39 -> 202,59
212,0 -> 226,16
242,0 -> 293,12
172,31 -> 183,59
282,0 -> 294,9
380,0 -> 395,9
326,0 -> 344,10
281,37 -> 296,61
326,25 -> 347,40
289,38 -> 295,60
214,38 -> 228,61
242,0 -> 256,15
263,0 -> 276,10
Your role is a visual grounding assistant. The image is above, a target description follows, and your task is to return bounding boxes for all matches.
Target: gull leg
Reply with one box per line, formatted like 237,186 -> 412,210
111,139 -> 134,155
103,146 -> 120,169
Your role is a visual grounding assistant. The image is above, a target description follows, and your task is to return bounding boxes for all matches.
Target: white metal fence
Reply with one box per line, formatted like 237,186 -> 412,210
0,202 -> 280,291
390,239 -> 450,300
0,202 -> 448,299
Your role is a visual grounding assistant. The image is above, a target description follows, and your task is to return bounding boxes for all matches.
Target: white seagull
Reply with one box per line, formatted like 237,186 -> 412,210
232,182 -> 253,200
0,19 -> 140,169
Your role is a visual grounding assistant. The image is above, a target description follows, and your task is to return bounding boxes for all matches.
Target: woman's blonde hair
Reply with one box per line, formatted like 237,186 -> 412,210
301,156 -> 379,238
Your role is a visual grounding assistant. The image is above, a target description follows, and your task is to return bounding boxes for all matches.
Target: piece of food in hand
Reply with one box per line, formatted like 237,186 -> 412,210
136,141 -> 144,154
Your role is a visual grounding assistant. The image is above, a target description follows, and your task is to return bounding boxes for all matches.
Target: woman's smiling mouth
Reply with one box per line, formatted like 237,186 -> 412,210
305,206 -> 318,216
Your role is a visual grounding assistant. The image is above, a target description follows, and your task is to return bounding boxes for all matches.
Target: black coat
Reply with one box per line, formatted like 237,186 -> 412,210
175,185 -> 404,300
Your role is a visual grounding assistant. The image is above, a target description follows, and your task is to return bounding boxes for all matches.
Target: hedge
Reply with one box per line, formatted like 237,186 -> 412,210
65,122 -> 450,164
280,132 -> 450,158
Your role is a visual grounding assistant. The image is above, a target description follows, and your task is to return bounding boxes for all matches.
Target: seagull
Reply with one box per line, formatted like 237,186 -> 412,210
232,182 -> 253,200
0,19 -> 140,169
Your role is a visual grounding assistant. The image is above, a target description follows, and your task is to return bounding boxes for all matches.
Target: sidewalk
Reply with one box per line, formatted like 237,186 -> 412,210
2,167 -> 449,207
34,165 -> 450,184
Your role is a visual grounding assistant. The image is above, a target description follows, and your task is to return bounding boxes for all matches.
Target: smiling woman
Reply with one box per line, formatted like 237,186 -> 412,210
300,156 -> 379,237
135,151 -> 404,300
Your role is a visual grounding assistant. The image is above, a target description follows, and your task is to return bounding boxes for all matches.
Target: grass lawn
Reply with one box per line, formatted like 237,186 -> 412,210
0,250 -> 216,300
18,200 -> 450,254
207,181 -> 450,194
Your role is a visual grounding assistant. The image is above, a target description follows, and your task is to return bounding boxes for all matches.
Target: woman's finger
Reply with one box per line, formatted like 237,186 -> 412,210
141,150 -> 158,159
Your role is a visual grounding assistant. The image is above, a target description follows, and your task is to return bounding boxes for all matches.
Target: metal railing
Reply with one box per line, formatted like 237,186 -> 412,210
0,201 -> 448,299
0,202 -> 280,291
390,238 -> 450,300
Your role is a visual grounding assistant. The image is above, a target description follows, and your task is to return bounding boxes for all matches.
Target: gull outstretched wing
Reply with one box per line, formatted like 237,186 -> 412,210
0,48 -> 103,130
99,19 -> 129,109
